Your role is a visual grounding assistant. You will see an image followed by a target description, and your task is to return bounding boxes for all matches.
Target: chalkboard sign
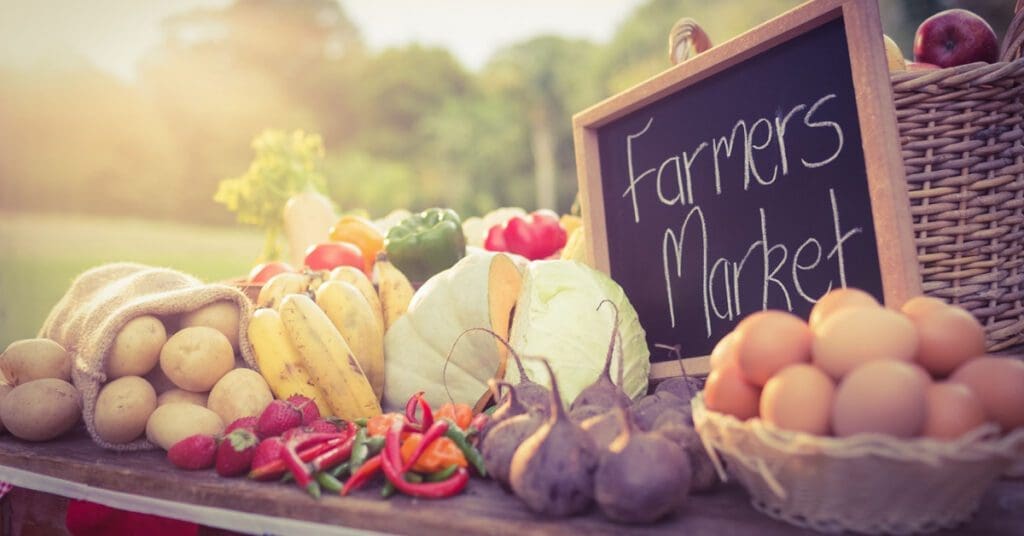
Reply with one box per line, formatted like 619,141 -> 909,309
573,0 -> 920,379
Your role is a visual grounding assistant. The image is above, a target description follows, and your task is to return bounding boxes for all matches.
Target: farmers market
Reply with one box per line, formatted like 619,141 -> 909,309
1,0 -> 1022,534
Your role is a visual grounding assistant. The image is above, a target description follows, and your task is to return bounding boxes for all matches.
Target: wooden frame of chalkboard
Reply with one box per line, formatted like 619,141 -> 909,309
573,0 -> 921,380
